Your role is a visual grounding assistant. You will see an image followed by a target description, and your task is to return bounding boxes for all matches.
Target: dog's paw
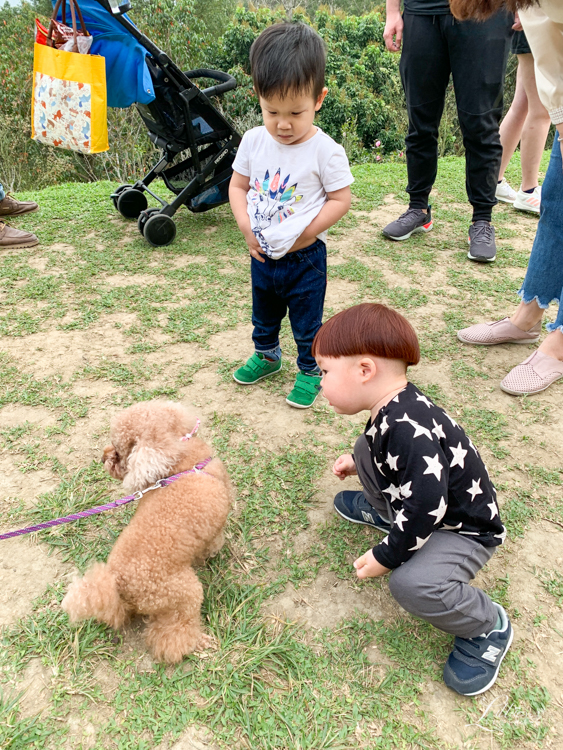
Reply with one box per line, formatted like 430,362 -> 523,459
194,633 -> 217,654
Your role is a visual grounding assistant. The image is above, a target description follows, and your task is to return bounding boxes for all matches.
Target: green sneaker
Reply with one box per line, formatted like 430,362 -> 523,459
233,352 -> 282,385
286,371 -> 322,409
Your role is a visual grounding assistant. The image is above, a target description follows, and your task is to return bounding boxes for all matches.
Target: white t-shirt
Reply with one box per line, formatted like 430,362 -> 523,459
232,126 -> 354,259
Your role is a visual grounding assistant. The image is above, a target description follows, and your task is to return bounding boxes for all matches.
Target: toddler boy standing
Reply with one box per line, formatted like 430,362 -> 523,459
229,22 -> 354,408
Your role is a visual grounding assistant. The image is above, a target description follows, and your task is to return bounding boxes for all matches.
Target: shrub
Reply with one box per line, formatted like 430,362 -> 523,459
0,1 -> 516,190
210,7 -> 407,155
0,0 -> 232,190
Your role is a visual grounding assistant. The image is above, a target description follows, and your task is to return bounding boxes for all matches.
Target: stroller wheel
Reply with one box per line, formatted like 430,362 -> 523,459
137,208 -> 161,235
111,183 -> 133,209
117,188 -> 148,219
143,214 -> 177,247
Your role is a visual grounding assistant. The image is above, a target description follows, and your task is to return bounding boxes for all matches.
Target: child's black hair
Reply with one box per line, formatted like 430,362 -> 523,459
249,22 -> 327,101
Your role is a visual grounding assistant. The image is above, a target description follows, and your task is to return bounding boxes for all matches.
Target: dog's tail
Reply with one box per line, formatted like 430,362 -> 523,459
62,563 -> 128,629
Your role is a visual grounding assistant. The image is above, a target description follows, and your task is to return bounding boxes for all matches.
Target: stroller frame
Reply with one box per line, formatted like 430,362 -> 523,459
102,0 -> 241,246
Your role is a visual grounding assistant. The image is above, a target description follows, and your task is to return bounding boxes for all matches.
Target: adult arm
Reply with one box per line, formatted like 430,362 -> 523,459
383,0 -> 403,53
519,5 -> 563,159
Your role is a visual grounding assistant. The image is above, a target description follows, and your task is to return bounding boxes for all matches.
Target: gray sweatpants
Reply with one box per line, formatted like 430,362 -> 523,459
354,434 -> 498,639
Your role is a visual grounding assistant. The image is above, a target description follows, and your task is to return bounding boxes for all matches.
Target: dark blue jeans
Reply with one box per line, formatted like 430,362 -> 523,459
251,239 -> 327,373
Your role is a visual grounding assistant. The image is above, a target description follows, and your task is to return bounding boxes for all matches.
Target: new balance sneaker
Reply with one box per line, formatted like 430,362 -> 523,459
233,352 -> 282,385
0,194 -> 39,217
286,371 -> 321,408
467,221 -> 496,263
443,603 -> 513,696
382,207 -> 433,241
333,491 -> 392,533
495,178 -> 517,204
513,186 -> 541,214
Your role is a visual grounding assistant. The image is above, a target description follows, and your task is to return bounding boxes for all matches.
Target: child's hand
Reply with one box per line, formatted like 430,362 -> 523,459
246,232 -> 266,263
333,453 -> 357,480
354,549 -> 390,579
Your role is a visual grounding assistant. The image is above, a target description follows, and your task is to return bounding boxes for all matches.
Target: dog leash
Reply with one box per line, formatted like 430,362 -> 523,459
0,456 -> 214,541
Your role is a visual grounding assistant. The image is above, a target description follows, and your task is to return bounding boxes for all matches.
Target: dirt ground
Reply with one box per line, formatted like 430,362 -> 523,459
1,194 -> 563,749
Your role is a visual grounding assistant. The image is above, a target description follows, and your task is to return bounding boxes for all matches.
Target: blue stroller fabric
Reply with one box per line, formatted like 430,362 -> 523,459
53,0 -> 155,108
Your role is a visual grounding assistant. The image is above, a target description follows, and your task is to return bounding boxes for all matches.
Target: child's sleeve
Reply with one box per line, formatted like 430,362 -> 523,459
372,423 -> 451,570
320,144 -> 355,193
232,132 -> 250,177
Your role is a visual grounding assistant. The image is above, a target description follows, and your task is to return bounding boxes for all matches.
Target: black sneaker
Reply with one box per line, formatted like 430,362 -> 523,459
468,221 -> 496,262
333,491 -> 392,532
443,603 -> 513,696
382,207 -> 433,241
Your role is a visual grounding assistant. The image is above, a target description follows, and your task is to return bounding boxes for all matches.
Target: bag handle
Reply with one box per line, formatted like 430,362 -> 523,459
47,0 -> 90,53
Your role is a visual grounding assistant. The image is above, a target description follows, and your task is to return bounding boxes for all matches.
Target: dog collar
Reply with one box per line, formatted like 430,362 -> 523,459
180,418 -> 200,441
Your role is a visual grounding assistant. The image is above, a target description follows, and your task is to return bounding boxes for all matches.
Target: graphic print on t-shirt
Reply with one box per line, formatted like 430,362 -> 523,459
250,168 -> 303,254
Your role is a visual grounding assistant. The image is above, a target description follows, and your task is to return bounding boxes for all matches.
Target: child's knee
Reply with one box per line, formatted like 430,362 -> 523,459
388,567 -> 441,613
388,567 -> 419,609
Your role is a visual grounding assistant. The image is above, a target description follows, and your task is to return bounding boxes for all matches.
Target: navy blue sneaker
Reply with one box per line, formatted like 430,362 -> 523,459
333,491 -> 392,533
443,603 -> 513,696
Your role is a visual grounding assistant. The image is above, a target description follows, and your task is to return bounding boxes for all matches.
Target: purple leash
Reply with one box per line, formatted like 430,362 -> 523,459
0,456 -> 214,541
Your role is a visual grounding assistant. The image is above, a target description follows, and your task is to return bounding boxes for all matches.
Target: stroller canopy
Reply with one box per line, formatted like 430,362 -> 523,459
53,0 -> 155,108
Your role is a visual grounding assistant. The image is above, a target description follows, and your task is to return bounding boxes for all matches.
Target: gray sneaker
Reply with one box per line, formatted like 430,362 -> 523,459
382,207 -> 433,241
468,221 -> 496,262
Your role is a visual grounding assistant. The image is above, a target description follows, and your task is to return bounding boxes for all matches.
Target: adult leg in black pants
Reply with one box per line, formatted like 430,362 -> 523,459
382,12 -> 513,262
449,13 -> 513,224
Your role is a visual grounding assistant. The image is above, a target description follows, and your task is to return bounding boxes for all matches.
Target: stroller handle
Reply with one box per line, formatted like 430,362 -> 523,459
185,69 -> 237,98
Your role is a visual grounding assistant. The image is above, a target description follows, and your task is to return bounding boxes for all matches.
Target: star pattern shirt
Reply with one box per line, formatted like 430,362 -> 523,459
363,383 -> 506,570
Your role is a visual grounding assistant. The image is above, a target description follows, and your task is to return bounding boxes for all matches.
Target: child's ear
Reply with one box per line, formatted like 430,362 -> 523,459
359,357 -> 377,381
315,86 -> 329,112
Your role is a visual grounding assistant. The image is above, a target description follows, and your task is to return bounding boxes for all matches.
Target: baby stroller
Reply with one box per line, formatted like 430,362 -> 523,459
54,0 -> 241,246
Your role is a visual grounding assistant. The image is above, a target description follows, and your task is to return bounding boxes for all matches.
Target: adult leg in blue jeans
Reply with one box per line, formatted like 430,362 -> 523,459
457,135 -> 563,395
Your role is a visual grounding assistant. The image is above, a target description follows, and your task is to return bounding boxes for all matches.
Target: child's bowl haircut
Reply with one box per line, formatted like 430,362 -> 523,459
312,303 -> 421,366
249,22 -> 327,100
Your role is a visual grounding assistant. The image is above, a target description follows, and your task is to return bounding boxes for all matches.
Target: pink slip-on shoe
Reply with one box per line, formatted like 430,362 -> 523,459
500,350 -> 563,396
457,318 -> 541,346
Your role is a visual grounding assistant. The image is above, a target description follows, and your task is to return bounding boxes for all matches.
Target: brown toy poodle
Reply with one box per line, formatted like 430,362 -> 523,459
62,401 -> 232,663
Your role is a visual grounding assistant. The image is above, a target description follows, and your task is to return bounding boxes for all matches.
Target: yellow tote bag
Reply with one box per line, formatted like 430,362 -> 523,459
31,41 -> 108,154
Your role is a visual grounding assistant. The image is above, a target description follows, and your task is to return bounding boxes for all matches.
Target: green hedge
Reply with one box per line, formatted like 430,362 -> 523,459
0,2 -> 516,191
0,0 -> 229,190
210,7 -> 406,157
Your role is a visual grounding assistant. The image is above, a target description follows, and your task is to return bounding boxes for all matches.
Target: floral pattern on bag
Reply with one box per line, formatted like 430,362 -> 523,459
33,72 -> 92,153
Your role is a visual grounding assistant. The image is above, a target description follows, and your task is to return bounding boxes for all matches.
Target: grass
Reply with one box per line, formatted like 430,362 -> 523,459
1,150 -> 560,749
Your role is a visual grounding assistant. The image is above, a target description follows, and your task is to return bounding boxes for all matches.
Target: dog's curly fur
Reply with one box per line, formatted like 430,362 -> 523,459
62,401 -> 232,663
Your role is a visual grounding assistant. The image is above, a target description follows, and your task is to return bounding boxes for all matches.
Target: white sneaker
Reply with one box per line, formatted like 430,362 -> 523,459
495,177 -> 517,204
513,186 -> 541,214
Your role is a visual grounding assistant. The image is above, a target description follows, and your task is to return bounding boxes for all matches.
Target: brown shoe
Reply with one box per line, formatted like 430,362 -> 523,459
0,194 -> 39,217
0,222 -> 39,249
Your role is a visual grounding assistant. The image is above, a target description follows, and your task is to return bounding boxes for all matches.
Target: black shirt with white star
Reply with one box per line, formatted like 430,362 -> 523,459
363,383 -> 506,570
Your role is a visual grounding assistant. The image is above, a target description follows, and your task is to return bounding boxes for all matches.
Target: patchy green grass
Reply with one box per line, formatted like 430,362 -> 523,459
1,151 -> 560,749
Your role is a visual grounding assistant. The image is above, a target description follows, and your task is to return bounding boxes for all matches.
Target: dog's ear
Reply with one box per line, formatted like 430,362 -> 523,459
103,445 -> 118,469
122,443 -> 180,491
103,445 -> 127,479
